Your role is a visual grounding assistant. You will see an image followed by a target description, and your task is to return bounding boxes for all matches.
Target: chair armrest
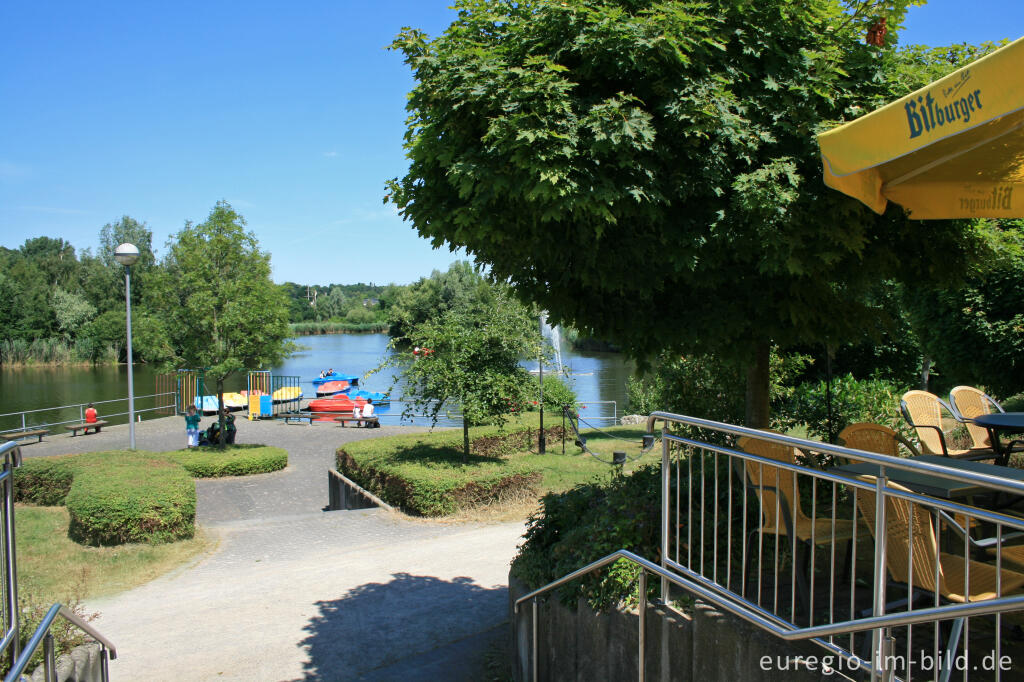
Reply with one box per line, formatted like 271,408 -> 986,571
982,391 -> 1006,414
901,400 -> 950,456
938,510 -> 1024,548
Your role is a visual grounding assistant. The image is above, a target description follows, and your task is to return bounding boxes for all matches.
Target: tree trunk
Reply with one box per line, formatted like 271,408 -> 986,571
920,356 -> 932,391
744,342 -> 771,429
217,378 -> 226,450
463,419 -> 470,461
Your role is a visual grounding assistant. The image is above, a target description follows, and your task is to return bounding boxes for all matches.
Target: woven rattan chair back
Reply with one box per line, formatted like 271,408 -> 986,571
839,423 -> 901,457
949,386 -> 1000,450
738,436 -> 807,534
901,390 -> 948,455
854,478 -> 943,594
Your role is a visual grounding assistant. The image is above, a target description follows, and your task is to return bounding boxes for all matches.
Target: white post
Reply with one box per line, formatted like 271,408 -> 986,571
114,243 -> 140,450
125,265 -> 136,450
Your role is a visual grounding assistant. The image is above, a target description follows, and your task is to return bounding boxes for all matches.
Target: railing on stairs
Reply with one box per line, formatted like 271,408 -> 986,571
5,604 -> 117,682
514,412 -> 1024,682
0,441 -> 117,682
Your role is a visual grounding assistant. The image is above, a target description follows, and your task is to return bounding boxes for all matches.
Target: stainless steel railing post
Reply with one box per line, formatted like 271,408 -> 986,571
638,571 -> 647,682
871,468 -> 888,682
43,632 -> 55,682
660,435 -> 670,602
532,598 -> 538,682
3,443 -> 19,664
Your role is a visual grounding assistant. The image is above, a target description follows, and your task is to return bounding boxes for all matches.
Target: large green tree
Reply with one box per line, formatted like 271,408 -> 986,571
152,201 -> 293,443
387,0 -> 983,426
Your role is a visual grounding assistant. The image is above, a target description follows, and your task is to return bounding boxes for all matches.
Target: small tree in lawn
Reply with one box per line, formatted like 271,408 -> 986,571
152,201 -> 293,446
385,288 -> 544,459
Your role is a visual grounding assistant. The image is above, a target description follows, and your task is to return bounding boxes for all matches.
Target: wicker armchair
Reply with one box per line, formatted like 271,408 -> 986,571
855,477 -> 1024,665
900,390 -> 996,461
855,478 -> 1024,602
837,422 -> 919,461
949,385 -> 1024,455
737,436 -> 855,611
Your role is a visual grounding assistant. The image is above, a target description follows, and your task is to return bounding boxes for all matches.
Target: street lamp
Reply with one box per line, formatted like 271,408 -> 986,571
114,243 -> 140,450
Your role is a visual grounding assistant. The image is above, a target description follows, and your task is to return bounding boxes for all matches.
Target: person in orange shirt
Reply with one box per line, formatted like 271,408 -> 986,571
85,403 -> 98,423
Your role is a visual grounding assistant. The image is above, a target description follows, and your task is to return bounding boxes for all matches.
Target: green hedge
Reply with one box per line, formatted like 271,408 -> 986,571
14,457 -> 75,505
15,445 -> 287,546
337,431 -> 542,516
163,445 -> 288,478
65,453 -> 195,546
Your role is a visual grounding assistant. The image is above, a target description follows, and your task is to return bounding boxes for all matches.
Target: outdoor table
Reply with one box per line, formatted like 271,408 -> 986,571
968,412 -> 1024,466
830,455 -> 1024,501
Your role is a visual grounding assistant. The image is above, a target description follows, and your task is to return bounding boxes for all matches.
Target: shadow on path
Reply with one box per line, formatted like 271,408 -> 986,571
297,572 -> 507,681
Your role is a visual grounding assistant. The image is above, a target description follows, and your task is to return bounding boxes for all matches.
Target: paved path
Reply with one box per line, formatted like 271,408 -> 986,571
24,416 -> 525,680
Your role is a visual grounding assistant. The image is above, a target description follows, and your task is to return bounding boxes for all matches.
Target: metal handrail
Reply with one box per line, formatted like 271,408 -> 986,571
644,411 -> 1024,496
0,391 -> 176,436
5,603 -> 117,682
574,400 -> 618,423
0,391 -> 174,419
514,549 -> 1024,638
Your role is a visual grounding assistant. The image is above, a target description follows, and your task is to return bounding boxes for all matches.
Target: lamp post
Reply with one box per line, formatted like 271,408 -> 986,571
114,243 -> 140,450
538,315 -> 546,454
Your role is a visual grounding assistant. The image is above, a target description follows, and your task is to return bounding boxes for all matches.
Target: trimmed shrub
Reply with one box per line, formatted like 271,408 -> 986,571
163,445 -> 288,478
337,431 -> 542,516
14,457 -> 75,505
65,453 -> 195,546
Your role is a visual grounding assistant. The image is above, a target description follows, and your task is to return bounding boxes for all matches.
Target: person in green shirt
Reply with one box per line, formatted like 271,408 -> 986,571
185,405 -> 201,448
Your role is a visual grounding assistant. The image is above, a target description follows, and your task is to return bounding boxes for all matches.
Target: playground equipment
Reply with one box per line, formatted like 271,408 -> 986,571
176,370 -> 206,416
247,371 -> 302,419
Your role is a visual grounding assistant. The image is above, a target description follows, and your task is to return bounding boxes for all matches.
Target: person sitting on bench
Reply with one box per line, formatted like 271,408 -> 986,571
85,403 -> 99,424
361,399 -> 375,419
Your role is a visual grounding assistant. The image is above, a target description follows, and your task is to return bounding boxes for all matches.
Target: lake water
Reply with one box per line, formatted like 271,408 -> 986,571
0,334 -> 634,432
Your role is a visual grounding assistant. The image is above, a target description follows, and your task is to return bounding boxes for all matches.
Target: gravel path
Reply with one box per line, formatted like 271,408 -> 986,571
23,416 -> 525,680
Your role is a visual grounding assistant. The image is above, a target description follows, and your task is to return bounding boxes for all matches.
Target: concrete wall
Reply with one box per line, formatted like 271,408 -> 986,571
26,642 -> 106,682
327,469 -> 390,511
510,574 -> 836,681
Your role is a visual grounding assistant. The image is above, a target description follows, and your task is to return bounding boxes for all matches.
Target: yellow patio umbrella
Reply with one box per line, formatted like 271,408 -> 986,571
818,36 -> 1024,219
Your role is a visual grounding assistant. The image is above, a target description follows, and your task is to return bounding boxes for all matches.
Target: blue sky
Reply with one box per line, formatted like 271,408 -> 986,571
1,1 -> 1021,286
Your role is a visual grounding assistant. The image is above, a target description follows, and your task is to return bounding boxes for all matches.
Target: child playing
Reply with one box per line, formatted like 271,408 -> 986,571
185,405 -> 201,448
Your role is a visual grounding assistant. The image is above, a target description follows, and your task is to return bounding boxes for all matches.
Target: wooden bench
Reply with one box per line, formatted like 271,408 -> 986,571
67,420 -> 108,436
281,413 -> 314,425
1,428 -> 50,444
334,415 -> 380,428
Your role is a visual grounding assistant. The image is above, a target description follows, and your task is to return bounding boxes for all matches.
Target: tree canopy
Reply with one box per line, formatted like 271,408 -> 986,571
387,0 -> 985,425
150,201 -> 293,438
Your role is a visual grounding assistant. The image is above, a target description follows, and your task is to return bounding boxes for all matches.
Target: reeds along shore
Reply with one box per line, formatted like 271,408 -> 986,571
0,338 -> 122,366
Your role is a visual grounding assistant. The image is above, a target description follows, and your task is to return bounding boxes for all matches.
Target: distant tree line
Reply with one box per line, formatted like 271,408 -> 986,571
0,218 -> 523,368
0,202 -> 291,371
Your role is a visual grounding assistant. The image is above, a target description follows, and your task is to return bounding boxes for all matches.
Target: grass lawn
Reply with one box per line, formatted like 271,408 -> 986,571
16,504 -> 212,603
339,411 -> 661,518
527,426 -> 660,494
